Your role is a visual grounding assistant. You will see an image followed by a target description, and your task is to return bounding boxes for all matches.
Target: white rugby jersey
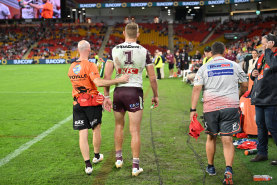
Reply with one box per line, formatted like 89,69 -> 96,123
21,5 -> 35,19
112,42 -> 153,88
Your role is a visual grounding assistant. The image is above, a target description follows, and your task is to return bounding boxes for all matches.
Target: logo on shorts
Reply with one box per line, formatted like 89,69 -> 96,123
90,119 -> 97,127
73,64 -> 81,74
129,102 -> 140,109
204,122 -> 208,129
75,120 -> 84,126
232,122 -> 238,131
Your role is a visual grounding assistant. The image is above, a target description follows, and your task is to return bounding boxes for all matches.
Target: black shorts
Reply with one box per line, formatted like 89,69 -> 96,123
169,63 -> 174,70
113,87 -> 143,112
73,103 -> 102,130
203,108 -> 241,136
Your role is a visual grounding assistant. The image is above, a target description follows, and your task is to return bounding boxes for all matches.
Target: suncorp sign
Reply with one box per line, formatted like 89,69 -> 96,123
13,60 -> 33,64
45,59 -> 66,64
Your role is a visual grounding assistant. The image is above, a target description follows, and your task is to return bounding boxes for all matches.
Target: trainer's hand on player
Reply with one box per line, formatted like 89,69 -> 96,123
190,111 -> 197,121
103,98 -> 112,112
252,69 -> 259,78
151,97 -> 159,108
118,74 -> 129,83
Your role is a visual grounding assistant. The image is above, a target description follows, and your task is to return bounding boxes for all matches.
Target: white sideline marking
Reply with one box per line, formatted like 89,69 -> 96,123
0,115 -> 72,168
0,87 -> 116,167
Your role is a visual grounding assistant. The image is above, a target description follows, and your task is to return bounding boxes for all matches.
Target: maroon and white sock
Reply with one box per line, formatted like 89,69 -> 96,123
132,158 -> 139,169
116,150 -> 122,161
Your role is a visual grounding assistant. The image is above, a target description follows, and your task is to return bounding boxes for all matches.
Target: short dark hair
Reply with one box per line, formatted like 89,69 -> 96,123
211,42 -> 225,55
204,46 -> 211,52
264,33 -> 277,47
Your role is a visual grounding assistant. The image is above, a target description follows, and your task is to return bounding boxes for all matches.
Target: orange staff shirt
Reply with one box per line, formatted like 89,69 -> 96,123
68,60 -> 100,98
41,2 -> 53,19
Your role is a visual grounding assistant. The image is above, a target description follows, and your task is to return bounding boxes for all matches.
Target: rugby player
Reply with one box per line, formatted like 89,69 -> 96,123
68,40 -> 129,175
103,22 -> 159,176
190,42 -> 248,184
19,0 -> 36,19
25,0 -> 53,19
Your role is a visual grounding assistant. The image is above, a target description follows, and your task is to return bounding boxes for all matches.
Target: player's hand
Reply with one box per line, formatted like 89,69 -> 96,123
252,69 -> 259,78
103,98 -> 112,112
118,74 -> 129,83
151,96 -> 159,108
266,41 -> 275,49
190,111 -> 197,122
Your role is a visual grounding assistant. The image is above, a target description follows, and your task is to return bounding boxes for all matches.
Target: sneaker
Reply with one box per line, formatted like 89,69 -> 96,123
115,160 -> 123,168
132,167 -> 143,176
206,166 -> 216,176
271,160 -> 277,165
223,170 -> 233,184
85,167 -> 93,175
92,154 -> 104,164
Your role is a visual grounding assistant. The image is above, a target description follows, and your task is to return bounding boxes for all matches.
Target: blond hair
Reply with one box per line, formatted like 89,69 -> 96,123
125,22 -> 139,39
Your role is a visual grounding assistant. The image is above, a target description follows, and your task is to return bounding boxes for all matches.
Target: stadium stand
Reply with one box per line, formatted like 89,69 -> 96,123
28,23 -> 107,60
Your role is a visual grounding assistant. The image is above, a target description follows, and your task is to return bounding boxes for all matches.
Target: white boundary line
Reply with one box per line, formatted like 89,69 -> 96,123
0,115 -> 72,168
0,87 -> 116,168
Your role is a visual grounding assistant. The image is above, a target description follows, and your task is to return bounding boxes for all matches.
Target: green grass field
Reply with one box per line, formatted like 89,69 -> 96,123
0,64 -> 276,185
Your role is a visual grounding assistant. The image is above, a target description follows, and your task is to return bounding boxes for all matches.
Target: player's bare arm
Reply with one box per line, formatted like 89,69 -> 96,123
190,85 -> 203,121
25,2 -> 43,9
146,64 -> 159,108
103,60 -> 114,112
93,74 -> 129,87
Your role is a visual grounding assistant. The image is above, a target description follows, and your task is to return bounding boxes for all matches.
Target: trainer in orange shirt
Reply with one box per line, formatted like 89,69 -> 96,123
68,40 -> 129,175
26,0 -> 53,19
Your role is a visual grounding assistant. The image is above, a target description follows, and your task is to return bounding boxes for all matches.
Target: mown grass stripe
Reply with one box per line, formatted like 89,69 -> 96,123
0,115 -> 72,168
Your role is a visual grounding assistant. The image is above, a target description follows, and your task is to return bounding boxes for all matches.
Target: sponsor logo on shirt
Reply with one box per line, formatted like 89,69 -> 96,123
207,63 -> 233,70
73,64 -> 81,74
118,68 -> 139,74
69,74 -> 87,79
208,69 -> 234,77
116,45 -> 140,49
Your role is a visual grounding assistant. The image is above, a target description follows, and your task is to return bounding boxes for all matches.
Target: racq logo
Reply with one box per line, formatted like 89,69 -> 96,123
14,60 -> 33,64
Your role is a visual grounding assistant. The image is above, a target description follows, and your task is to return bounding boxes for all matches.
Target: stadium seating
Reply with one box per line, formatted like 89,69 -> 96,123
106,23 -> 168,56
27,23 -> 106,60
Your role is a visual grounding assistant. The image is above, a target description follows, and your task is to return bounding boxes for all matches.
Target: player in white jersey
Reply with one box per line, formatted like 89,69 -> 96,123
103,22 -> 159,176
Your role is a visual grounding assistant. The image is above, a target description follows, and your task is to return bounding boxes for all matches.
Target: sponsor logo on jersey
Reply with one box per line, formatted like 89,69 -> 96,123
69,74 -> 87,79
208,69 -> 234,77
73,64 -> 81,74
118,68 -> 139,74
207,63 -> 233,70
116,45 -> 140,49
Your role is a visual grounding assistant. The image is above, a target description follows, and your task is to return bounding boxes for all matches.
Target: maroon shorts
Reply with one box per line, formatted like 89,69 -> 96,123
113,87 -> 143,112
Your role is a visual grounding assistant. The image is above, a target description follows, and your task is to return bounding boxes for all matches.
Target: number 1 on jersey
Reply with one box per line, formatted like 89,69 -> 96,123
124,51 -> 134,65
